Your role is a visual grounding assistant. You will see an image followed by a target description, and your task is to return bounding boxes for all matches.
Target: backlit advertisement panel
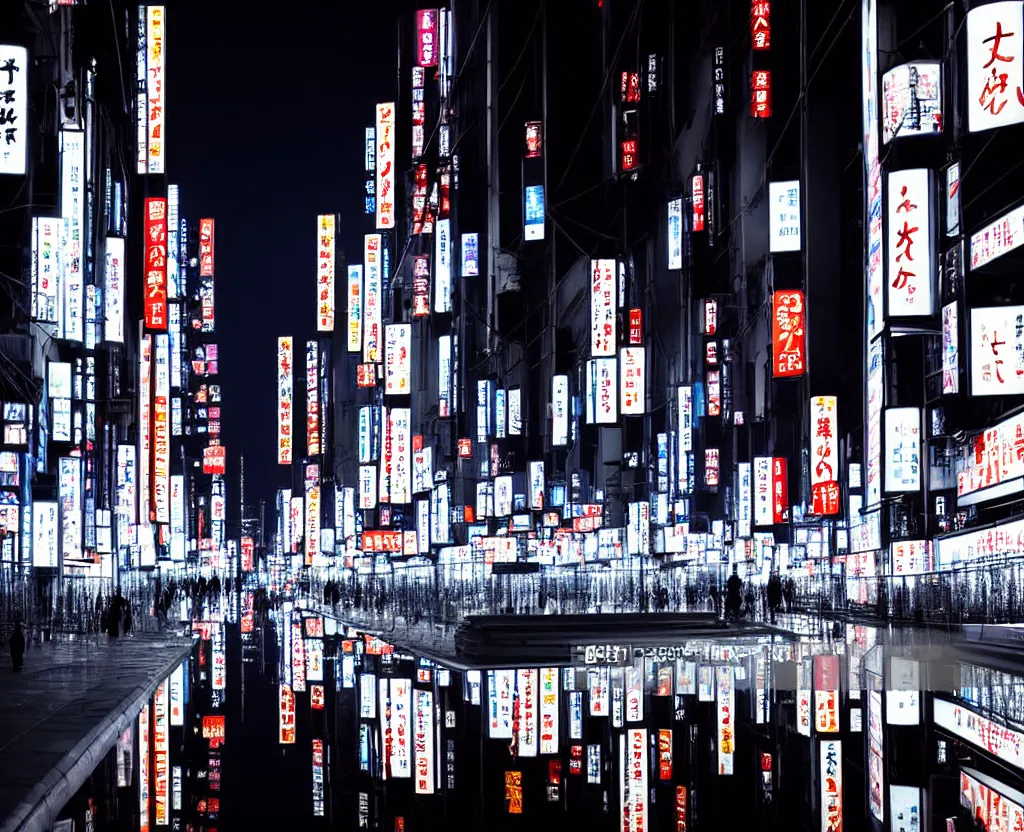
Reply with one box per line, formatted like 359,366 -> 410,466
966,2 -> 1024,133
277,337 -> 293,463
363,234 -> 383,362
199,218 -> 214,276
590,259 -> 617,357
435,218 -> 452,313
753,456 -> 772,527
552,375 -> 569,446
305,477 -> 320,568
540,667 -> 559,754
316,214 -> 335,331
347,265 -> 363,352
970,203 -> 1024,271
768,180 -> 801,252
32,501 -> 58,568
375,103 -> 396,229
884,407 -> 920,493
389,408 -> 411,504
104,237 -> 125,343
588,358 -> 617,424
60,129 -> 85,342
0,46 -> 27,175
517,669 -> 538,757
716,666 -> 734,775
279,684 -> 296,744
942,301 -> 959,394
461,232 -> 479,277
620,347 -> 645,415
152,334 -> 170,524
881,61 -> 942,142
667,197 -> 683,269
390,678 -> 412,778
416,9 -> 438,66
524,185 -> 545,240
810,396 -> 839,515
144,6 -> 165,174
772,290 -> 805,377
139,334 -> 152,523
170,475 -> 185,561
970,305 -> 1024,396
31,217 -> 61,329
144,197 -> 168,330
620,728 -> 648,832
154,680 -> 168,826
414,689 -> 435,794
139,703 -> 150,832
385,324 -> 412,395
820,740 -> 843,832
886,168 -> 933,317
306,341 -> 319,456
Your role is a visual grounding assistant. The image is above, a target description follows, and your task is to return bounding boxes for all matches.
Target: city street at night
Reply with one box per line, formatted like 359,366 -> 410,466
2,0 -> 1024,830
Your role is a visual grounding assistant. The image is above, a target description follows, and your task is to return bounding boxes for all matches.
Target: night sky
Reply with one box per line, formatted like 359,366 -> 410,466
166,1 -> 396,508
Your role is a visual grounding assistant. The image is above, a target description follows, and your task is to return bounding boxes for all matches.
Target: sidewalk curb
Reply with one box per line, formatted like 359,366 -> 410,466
0,638 -> 191,832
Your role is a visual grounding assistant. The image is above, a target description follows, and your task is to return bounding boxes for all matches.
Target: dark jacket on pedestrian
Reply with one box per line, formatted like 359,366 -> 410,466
9,623 -> 25,671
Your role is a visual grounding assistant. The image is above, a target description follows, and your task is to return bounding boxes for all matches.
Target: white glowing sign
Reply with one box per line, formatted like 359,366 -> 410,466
104,237 -> 125,343
552,375 -> 569,446
0,46 -> 27,175
884,407 -> 921,493
385,324 -> 412,395
347,265 -> 363,352
966,1 -> 1024,134
389,408 -> 412,504
768,180 -> 801,252
970,203 -> 1024,271
60,129 -> 85,343
590,259 -> 617,357
620,346 -> 645,415
667,198 -> 683,269
942,301 -> 959,394
435,218 -> 452,313
277,337 -> 293,464
970,305 -> 1024,396
316,214 -> 335,331
375,103 -> 396,229
886,168 -> 933,317
363,234 -> 383,362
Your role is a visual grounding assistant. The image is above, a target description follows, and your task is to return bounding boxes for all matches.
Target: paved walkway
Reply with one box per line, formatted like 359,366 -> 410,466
0,629 -> 191,832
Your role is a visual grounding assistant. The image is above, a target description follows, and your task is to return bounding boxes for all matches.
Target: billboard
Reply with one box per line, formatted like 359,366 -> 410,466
278,337 -> 293,464
375,103 -> 396,229
316,214 -> 335,331
144,198 -> 168,330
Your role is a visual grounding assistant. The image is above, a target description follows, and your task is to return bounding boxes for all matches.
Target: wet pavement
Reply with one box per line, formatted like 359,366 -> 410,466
0,630 -> 190,832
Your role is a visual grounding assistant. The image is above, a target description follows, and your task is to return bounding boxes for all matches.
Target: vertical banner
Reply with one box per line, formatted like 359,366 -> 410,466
347,265 -> 363,352
138,335 -> 152,525
716,665 -> 735,775
820,740 -> 843,832
620,728 -> 648,832
145,6 -> 165,174
517,668 -> 538,757
0,46 -> 27,175
375,103 -> 396,229
539,667 -> 559,755
590,259 -> 617,356
316,214 -> 336,331
154,680 -> 168,826
277,337 -> 293,464
139,703 -> 151,832
199,218 -> 214,276
772,290 -> 806,377
152,334 -> 170,524
306,341 -> 320,456
810,396 -> 839,515
814,655 -> 841,733
279,684 -> 296,743
144,198 -> 168,329
363,235 -> 382,362
390,678 -> 412,778
414,689 -> 435,794
491,670 -> 514,739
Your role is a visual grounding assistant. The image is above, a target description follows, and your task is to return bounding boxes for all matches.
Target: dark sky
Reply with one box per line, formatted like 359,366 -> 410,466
166,1 -> 396,509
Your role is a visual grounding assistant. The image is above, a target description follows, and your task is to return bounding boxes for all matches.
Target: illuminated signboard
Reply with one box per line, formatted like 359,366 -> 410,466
751,1 -> 770,49
306,341 -> 320,456
886,168 -> 933,317
810,396 -> 839,515
104,237 -> 126,343
691,173 -> 705,231
750,70 -> 771,118
620,347 -> 645,415
883,407 -> 921,493
970,305 -> 1024,396
375,103 -> 396,229
385,324 -> 412,395
145,6 -> 165,174
363,235 -> 382,362
61,129 -> 85,342
277,337 -> 293,464
881,61 -> 941,143
199,218 -> 214,277
966,2 -> 1024,133
144,197 -> 168,330
768,180 -> 801,252
347,265 -> 363,352
524,185 -> 545,241
416,9 -> 438,67
0,46 -> 27,175
772,290 -> 805,377
590,259 -> 617,357
316,214 -> 335,331
152,334 -> 170,523
667,198 -> 683,269
279,684 -> 295,744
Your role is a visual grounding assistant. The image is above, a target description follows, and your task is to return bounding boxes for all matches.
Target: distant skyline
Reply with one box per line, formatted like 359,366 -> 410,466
167,2 -> 395,507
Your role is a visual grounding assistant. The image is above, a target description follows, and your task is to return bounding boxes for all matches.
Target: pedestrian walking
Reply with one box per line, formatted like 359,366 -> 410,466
9,622 -> 25,672
767,572 -> 783,622
123,605 -> 133,636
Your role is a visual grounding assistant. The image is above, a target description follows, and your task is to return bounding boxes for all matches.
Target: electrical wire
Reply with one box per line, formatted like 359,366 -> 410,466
711,0 -> 857,261
554,0 -> 645,195
498,0 -> 545,94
